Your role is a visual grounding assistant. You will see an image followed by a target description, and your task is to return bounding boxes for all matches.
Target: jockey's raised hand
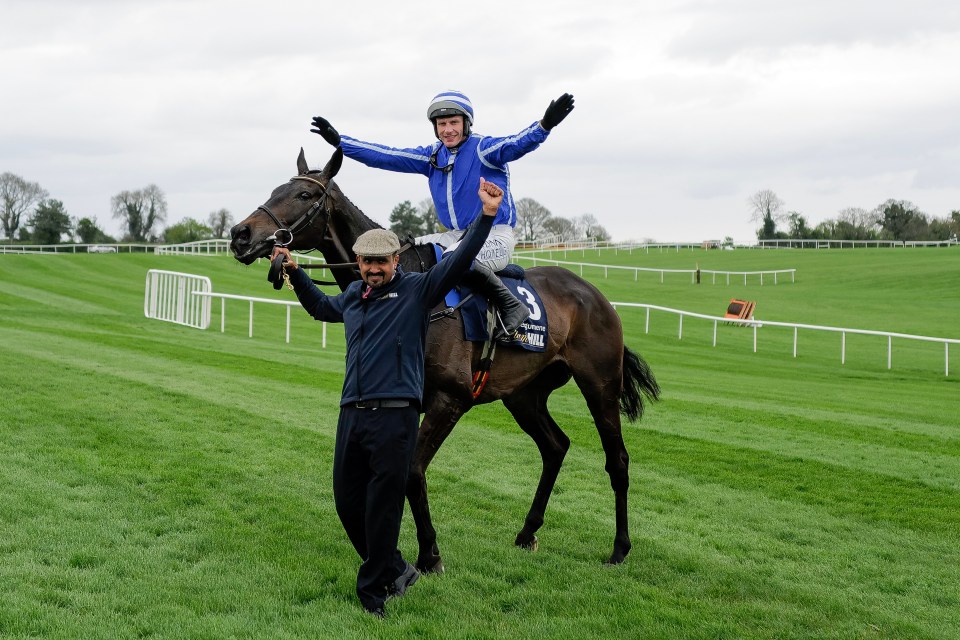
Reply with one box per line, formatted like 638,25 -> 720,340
310,116 -> 341,148
541,93 -> 575,130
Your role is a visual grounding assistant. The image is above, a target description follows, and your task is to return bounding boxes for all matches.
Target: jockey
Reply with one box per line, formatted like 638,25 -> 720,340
310,90 -> 575,341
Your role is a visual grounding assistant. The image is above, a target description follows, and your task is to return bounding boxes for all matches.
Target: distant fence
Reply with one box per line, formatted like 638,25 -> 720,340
521,238 -> 959,253
757,238 -> 959,249
612,302 -> 958,376
513,254 -> 796,285
154,239 -> 232,256
1,243 -> 154,254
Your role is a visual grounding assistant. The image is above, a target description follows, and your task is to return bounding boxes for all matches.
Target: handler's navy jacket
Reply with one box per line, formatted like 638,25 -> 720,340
289,215 -> 494,409
339,123 -> 549,230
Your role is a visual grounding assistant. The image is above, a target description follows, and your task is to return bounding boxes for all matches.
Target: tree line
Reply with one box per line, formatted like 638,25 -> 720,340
0,172 -> 234,244
749,189 -> 960,242
386,196 -> 610,243
3,170 -> 612,247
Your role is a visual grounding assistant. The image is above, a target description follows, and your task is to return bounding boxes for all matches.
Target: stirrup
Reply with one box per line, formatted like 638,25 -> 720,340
493,310 -> 522,343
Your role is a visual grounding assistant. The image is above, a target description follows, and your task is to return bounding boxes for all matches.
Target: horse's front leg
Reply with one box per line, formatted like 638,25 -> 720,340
406,392 -> 469,574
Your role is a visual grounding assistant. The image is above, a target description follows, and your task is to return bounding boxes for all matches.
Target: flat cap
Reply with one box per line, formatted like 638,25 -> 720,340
353,228 -> 400,257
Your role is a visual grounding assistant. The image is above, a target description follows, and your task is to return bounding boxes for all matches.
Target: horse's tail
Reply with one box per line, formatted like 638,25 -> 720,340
621,346 -> 661,422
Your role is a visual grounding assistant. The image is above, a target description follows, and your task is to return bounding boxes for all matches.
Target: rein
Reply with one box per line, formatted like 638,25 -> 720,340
297,242 -> 416,286
300,242 -> 416,271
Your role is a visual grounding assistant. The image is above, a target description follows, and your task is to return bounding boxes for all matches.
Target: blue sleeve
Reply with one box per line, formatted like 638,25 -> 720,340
420,215 -> 494,306
290,267 -> 346,322
340,136 -> 435,177
477,121 -> 549,167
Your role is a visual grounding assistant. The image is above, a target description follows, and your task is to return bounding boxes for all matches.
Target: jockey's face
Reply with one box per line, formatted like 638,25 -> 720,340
357,254 -> 400,288
435,115 -> 465,148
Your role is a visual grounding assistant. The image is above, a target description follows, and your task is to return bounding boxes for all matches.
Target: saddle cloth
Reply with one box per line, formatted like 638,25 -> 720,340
432,245 -> 547,352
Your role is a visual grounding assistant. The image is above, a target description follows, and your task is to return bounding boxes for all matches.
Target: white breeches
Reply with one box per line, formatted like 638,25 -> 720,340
417,224 -> 517,272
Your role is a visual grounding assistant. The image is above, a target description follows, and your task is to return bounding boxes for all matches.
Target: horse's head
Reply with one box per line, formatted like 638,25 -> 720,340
230,147 -> 343,264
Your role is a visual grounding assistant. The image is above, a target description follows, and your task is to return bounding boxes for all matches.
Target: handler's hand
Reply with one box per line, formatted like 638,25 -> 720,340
310,116 -> 341,148
478,177 -> 503,216
270,246 -> 298,269
541,93 -> 575,130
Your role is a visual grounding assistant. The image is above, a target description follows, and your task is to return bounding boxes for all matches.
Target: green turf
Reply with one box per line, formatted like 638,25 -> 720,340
1,248 -> 958,639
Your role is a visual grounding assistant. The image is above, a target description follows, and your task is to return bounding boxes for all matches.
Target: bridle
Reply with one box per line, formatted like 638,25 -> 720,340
257,174 -> 331,247
258,173 -> 418,287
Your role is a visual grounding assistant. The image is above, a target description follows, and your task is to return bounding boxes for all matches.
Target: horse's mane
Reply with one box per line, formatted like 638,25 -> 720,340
305,169 -> 382,231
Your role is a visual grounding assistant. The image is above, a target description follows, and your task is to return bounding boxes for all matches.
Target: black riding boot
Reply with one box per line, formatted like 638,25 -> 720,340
462,263 -> 531,342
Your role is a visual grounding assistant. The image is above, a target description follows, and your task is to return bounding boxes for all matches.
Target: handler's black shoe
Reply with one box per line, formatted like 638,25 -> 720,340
365,605 -> 385,619
386,561 -> 420,601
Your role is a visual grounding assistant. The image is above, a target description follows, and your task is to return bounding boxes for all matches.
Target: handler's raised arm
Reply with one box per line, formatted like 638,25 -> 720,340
478,177 -> 503,217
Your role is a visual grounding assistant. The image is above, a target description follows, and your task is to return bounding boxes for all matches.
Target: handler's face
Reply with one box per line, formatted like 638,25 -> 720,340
357,254 -> 399,288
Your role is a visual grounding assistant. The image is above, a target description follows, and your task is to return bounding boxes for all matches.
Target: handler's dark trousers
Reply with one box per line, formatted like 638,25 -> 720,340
333,403 -> 419,610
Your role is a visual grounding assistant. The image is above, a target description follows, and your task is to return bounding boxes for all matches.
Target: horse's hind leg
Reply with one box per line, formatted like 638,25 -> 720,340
501,364 -> 572,551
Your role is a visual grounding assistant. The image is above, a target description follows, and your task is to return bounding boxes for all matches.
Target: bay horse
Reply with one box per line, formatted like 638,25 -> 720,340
230,148 -> 660,572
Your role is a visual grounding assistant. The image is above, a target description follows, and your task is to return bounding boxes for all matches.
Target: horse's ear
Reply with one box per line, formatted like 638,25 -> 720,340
296,147 -> 309,175
320,148 -> 343,182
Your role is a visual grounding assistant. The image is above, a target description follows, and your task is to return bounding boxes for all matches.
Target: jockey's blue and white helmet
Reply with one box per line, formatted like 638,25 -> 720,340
427,90 -> 473,138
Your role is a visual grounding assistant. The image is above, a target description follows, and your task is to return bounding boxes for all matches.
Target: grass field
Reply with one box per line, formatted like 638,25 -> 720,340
1,247 -> 959,639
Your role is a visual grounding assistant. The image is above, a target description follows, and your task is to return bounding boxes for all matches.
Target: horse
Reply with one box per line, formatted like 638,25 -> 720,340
230,147 -> 660,572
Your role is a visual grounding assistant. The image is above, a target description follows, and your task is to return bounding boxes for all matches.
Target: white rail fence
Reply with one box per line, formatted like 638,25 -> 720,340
612,302 -> 958,376
144,270 -> 212,330
143,270 -> 956,375
144,269 -> 327,345
192,291 -> 328,347
513,254 -> 796,285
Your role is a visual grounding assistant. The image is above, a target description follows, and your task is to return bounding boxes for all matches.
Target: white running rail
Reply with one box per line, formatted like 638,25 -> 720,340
144,269 -> 212,329
613,302 -> 959,376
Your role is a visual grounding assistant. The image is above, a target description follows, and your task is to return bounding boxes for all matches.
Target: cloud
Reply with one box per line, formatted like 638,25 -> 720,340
666,0 -> 960,61
3,0 -> 960,243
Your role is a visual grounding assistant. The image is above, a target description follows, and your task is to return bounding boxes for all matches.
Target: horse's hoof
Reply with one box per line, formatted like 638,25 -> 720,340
416,558 -> 445,575
516,535 -> 539,552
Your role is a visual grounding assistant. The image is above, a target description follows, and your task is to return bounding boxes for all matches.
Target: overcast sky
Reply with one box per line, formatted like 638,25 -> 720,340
3,0 -> 959,243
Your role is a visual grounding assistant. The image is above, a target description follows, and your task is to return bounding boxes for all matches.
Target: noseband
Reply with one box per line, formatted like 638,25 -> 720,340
257,174 -> 331,247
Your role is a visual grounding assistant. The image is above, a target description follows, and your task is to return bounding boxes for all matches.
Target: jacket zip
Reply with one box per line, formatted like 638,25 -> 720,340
356,300 -> 368,400
396,335 -> 402,382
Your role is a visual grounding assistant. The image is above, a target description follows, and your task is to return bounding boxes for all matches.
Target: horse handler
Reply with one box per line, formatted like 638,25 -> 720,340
271,178 -> 504,618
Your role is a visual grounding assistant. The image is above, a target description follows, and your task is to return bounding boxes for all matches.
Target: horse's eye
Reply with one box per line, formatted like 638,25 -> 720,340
298,191 -> 311,200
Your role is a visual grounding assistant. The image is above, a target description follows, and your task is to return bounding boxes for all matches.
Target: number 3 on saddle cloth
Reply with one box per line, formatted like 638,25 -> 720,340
432,245 -> 548,352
